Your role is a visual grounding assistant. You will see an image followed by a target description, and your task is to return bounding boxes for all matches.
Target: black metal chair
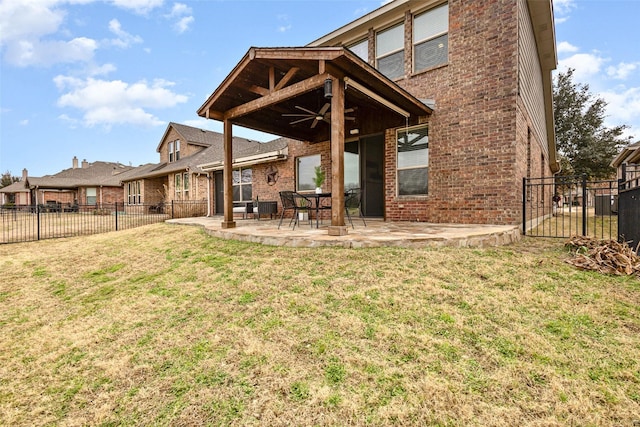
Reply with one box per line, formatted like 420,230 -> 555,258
278,191 -> 312,229
345,188 -> 366,228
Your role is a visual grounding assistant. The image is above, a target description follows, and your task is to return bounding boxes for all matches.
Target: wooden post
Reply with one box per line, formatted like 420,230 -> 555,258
329,76 -> 347,236
222,119 -> 236,229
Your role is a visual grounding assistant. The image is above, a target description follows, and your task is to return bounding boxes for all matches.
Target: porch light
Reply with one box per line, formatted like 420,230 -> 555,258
324,78 -> 333,99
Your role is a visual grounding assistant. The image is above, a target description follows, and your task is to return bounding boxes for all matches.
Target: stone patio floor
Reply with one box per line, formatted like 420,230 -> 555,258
167,216 -> 521,248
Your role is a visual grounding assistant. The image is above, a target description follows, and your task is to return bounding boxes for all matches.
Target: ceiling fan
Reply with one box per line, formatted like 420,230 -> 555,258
283,103 -> 356,128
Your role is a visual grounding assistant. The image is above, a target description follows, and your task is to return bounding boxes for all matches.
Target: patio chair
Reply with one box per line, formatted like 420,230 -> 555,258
278,191 -> 312,229
345,188 -> 366,228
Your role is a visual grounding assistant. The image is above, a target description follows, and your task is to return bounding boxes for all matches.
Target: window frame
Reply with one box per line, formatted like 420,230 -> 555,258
348,38 -> 369,62
232,167 -> 252,202
86,187 -> 97,205
413,2 -> 449,73
296,154 -> 321,192
375,22 -> 405,80
127,181 -> 141,205
396,124 -> 429,197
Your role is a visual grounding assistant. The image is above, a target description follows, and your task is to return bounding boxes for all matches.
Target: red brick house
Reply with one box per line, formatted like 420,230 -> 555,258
2,158 -> 135,209
196,0 -> 558,234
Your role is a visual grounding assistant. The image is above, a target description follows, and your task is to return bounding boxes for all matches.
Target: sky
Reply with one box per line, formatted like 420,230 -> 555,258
1,0 -> 639,178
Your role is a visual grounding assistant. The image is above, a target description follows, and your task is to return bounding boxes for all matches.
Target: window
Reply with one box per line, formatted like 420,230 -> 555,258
168,140 -> 180,162
86,187 -> 97,205
376,23 -> 405,80
175,173 -> 181,199
296,154 -> 321,192
413,3 -> 449,72
232,168 -> 252,201
183,172 -> 189,199
397,125 -> 428,196
127,181 -> 141,205
345,141 -> 360,191
348,38 -> 369,62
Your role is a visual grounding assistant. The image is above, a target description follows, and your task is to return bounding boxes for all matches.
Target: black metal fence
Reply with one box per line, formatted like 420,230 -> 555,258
0,200 -> 207,244
523,175 -> 619,240
618,174 -> 640,250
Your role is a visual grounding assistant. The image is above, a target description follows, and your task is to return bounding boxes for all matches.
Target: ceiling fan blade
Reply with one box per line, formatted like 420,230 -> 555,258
290,117 -> 315,125
283,113 -> 313,117
345,117 -> 356,121
295,105 -> 317,115
345,108 -> 355,114
318,103 -> 330,115
310,118 -> 320,129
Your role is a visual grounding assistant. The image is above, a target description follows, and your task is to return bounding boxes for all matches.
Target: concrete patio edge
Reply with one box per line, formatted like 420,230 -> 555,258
166,217 -> 522,248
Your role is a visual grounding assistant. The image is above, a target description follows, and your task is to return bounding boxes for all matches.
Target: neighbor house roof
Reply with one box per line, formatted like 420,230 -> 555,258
611,141 -> 640,168
0,181 -> 29,193
156,122 -> 221,152
124,125 -> 290,181
25,161 -> 135,189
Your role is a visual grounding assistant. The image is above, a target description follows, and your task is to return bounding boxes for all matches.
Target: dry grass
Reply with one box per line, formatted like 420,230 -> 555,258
0,223 -> 638,426
527,209 -> 618,240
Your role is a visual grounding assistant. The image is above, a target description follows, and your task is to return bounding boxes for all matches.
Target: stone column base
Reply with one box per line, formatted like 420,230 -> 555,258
328,225 -> 348,236
221,221 -> 236,229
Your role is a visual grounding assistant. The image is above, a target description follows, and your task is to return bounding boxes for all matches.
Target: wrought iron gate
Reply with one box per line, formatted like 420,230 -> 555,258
523,175 -> 619,240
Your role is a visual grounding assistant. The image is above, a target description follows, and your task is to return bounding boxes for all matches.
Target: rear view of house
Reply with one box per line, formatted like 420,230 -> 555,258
197,0 -> 558,233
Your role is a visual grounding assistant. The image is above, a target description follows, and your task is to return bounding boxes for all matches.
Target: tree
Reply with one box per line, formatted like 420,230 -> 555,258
553,68 -> 627,179
0,171 -> 19,189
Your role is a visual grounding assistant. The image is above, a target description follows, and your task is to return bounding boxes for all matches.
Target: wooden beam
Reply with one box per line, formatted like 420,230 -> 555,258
221,119 -> 236,229
269,67 -> 275,92
274,67 -> 299,91
329,76 -> 347,233
224,73 -> 329,120
248,85 -> 270,96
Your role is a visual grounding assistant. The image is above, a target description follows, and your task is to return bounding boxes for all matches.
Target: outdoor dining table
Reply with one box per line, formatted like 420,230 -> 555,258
308,192 -> 331,228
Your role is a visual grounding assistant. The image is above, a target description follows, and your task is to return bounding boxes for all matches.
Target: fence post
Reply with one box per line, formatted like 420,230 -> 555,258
172,200 -> 175,219
115,202 -> 119,231
522,177 -> 527,236
37,204 -> 41,241
582,174 -> 587,236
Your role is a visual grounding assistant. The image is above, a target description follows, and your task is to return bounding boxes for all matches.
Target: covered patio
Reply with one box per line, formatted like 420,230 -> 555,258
167,217 -> 520,249
197,47 -> 433,235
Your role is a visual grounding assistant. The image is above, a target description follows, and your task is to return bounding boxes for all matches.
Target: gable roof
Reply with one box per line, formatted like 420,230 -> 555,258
156,122 -> 224,152
611,141 -> 640,167
197,46 -> 433,144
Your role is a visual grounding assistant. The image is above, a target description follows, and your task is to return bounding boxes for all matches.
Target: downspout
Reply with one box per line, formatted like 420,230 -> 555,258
206,173 -> 211,217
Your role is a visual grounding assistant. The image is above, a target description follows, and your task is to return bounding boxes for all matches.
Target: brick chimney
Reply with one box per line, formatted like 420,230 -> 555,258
72,156 -> 78,169
82,159 -> 88,168
22,168 -> 28,181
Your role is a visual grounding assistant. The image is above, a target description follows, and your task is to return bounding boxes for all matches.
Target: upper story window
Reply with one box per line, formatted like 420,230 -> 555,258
413,3 -> 449,72
348,38 -> 369,62
376,23 -> 405,80
397,125 -> 429,196
168,139 -> 181,162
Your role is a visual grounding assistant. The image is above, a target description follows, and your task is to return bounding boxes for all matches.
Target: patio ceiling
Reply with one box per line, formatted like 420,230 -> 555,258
197,47 -> 433,143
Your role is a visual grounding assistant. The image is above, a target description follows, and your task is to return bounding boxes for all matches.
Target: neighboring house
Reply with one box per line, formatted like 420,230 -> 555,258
611,141 -> 640,184
1,158 -> 135,208
196,0 -> 559,233
120,122 -> 289,216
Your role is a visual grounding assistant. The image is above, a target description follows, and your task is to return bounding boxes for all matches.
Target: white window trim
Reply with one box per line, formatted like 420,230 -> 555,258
396,124 -> 429,197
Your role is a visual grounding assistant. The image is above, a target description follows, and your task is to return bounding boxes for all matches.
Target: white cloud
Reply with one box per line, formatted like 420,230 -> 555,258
607,62 -> 639,81
600,87 -> 640,124
557,41 -> 578,54
19,119 -> 29,126
0,1 -> 65,46
109,0 -> 163,15
554,0 -> 576,16
558,52 -> 607,81
4,37 -> 98,67
174,16 -> 194,34
166,2 -> 193,33
107,19 -> 143,48
54,76 -> 188,128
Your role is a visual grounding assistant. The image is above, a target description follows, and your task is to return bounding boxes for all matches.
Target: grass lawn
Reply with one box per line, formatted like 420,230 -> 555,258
0,223 -> 638,426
